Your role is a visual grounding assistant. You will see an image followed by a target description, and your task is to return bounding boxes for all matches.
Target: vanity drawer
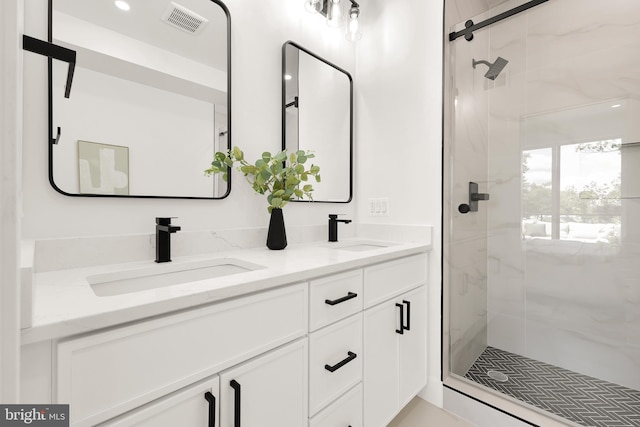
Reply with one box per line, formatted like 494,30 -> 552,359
309,383 -> 362,427
309,313 -> 362,416
363,253 -> 427,308
56,283 -> 307,427
309,269 -> 363,332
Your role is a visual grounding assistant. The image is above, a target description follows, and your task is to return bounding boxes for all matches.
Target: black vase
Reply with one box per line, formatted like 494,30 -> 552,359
266,208 -> 287,250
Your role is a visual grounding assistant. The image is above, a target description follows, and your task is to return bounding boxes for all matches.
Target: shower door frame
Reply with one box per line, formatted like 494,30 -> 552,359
441,1 -> 582,426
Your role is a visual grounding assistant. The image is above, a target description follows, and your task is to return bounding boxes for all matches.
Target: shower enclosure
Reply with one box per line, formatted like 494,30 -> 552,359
443,0 -> 640,426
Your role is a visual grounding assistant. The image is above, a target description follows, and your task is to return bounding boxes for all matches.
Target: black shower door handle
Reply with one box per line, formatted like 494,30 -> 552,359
460,181 -> 490,214
230,380 -> 241,427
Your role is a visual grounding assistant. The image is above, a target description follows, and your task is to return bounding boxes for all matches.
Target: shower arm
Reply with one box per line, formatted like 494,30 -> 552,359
472,59 -> 492,69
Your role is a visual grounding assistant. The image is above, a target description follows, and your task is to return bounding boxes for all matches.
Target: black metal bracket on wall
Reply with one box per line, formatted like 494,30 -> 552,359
22,34 -> 76,98
448,0 -> 548,42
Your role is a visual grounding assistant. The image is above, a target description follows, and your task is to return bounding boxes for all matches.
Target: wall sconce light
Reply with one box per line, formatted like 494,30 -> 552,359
304,0 -> 362,41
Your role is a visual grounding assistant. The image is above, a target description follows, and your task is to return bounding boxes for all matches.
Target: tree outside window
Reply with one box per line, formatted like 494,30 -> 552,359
522,140 -> 621,244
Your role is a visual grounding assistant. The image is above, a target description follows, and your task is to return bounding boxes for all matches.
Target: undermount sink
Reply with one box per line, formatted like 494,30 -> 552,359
88,258 -> 265,297
332,241 -> 394,252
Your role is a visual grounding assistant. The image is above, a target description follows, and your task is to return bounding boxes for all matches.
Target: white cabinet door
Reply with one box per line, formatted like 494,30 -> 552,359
363,285 -> 427,427
363,299 -> 400,427
219,339 -> 307,427
398,286 -> 427,408
102,376 -> 219,427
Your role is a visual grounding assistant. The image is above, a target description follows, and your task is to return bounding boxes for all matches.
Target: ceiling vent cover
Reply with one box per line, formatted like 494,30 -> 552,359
161,2 -> 209,35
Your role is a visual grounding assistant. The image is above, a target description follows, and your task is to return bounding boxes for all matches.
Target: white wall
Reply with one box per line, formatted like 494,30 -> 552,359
18,0 -> 445,406
22,0 -> 357,240
355,0 -> 443,404
1,0 -> 23,403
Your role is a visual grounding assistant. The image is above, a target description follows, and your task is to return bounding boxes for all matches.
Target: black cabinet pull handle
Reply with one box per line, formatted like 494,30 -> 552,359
325,292 -> 357,306
324,351 -> 357,372
204,391 -> 216,427
230,380 -> 241,427
395,303 -> 404,334
403,300 -> 411,331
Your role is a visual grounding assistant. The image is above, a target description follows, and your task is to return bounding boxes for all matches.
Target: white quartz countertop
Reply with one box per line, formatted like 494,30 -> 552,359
22,238 -> 430,344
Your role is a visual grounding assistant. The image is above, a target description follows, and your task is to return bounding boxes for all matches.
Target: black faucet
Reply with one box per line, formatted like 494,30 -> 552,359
328,214 -> 352,242
155,217 -> 181,263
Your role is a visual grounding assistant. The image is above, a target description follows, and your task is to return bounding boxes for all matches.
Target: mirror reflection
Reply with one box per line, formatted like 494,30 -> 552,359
49,0 -> 230,198
283,41 -> 352,203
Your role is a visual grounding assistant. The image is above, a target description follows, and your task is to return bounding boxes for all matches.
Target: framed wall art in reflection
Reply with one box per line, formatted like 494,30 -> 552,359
78,140 -> 129,195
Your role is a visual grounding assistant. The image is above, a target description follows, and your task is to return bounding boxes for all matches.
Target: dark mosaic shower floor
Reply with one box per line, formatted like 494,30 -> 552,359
465,346 -> 640,427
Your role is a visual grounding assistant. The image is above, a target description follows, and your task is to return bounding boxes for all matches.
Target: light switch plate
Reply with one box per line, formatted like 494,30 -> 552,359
368,198 -> 389,216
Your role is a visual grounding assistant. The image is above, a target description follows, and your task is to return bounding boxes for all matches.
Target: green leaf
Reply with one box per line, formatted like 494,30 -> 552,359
215,152 -> 226,162
271,162 -> 283,176
315,175 -> 321,183
295,164 -> 304,174
297,154 -> 307,164
255,159 -> 265,168
303,184 -> 313,192
271,197 -> 283,208
232,146 -> 244,161
240,165 -> 257,175
286,175 -> 300,188
273,189 -> 285,197
290,153 -> 296,163
262,152 -> 272,162
310,165 -> 320,174
274,151 -> 287,162
260,170 -> 272,181
301,173 -> 308,181
294,189 -> 303,197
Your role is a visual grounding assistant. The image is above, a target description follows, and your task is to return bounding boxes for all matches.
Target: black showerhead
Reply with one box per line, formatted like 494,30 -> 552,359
472,57 -> 509,80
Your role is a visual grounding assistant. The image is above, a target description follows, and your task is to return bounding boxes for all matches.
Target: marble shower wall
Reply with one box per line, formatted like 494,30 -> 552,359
481,0 -> 640,389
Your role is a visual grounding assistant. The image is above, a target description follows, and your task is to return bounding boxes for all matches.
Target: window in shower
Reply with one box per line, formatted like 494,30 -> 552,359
522,139 -> 622,243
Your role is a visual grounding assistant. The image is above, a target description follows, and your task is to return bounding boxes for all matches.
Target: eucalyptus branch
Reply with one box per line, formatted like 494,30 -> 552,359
205,146 -> 321,213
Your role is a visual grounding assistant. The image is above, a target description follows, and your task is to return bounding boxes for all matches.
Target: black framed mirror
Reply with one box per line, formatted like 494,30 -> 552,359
282,41 -> 353,203
48,0 -> 231,198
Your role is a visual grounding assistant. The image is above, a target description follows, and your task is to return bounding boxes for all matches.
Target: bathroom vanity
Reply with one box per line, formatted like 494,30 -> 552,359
21,237 -> 429,427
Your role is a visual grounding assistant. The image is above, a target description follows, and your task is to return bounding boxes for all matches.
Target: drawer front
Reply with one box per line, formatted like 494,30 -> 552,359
101,376 -> 219,427
363,254 -> 427,308
309,314 -> 363,416
57,283 -> 307,427
309,383 -> 362,427
309,269 -> 363,332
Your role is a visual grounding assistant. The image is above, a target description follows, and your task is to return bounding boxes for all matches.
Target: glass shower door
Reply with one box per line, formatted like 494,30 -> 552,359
446,0 -> 640,425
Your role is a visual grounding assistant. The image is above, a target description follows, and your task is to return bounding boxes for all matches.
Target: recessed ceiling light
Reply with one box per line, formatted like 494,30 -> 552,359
611,104 -> 621,108
284,74 -> 292,80
115,1 -> 130,11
